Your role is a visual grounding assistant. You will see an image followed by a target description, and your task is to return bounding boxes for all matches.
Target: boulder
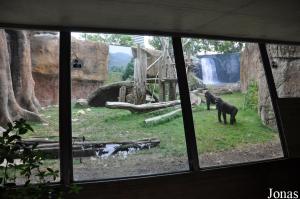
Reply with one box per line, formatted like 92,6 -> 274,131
74,99 -> 89,108
30,34 -> 109,106
240,43 -> 300,130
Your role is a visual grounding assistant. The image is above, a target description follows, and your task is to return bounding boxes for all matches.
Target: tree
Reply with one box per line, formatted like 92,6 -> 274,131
0,29 -> 42,127
81,33 -> 134,47
122,59 -> 134,80
149,37 -> 244,55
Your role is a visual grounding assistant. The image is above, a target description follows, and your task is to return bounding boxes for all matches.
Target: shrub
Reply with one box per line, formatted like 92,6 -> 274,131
0,119 -> 80,199
244,81 -> 258,111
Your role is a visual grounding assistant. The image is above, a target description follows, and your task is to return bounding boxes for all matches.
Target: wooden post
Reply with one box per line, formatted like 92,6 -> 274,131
169,81 -> 176,100
158,37 -> 177,102
133,44 -> 147,104
118,86 -> 127,102
159,82 -> 166,102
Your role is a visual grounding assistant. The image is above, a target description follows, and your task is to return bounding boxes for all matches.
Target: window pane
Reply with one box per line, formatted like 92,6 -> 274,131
266,44 -> 300,98
181,39 -> 283,167
71,33 -> 188,180
0,29 -> 60,184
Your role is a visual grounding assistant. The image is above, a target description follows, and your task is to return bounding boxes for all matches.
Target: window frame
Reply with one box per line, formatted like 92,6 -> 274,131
0,24 -> 295,187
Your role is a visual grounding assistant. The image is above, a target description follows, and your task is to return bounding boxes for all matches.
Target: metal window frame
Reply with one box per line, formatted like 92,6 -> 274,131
59,31 -> 73,185
0,23 -> 297,187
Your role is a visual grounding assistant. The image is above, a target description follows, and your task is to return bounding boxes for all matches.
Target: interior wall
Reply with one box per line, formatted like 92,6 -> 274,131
71,159 -> 300,199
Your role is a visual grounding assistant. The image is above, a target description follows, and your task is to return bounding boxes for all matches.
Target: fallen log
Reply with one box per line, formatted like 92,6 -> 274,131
27,138 -> 160,159
144,108 -> 182,126
105,100 -> 181,113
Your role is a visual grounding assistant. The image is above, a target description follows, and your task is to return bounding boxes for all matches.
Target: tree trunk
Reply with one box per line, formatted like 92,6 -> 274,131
0,29 -> 42,127
6,30 -> 41,113
133,45 -> 147,104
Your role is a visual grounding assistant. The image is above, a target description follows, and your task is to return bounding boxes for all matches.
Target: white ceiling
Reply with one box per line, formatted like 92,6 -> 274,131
0,0 -> 299,43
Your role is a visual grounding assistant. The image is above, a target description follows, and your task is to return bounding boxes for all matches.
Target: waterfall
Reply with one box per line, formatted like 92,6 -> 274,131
201,57 -> 219,84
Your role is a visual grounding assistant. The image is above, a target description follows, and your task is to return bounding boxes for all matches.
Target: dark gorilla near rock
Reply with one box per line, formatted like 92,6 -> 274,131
215,98 -> 238,125
205,91 -> 217,110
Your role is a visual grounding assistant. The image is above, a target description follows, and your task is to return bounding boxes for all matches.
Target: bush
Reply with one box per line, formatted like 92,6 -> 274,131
244,81 -> 258,111
0,119 -> 80,199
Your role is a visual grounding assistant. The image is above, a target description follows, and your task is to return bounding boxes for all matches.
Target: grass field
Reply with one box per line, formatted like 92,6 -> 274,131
27,92 -> 278,157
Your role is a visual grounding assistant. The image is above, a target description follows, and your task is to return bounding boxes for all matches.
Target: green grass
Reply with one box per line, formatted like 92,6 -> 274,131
193,93 -> 276,153
27,92 -> 278,157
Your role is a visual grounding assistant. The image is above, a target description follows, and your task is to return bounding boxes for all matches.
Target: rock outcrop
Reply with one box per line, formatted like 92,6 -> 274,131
30,33 -> 109,106
240,43 -> 300,130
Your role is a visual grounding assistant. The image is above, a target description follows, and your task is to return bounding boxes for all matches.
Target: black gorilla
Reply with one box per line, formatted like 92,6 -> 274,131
215,98 -> 238,125
205,91 -> 217,110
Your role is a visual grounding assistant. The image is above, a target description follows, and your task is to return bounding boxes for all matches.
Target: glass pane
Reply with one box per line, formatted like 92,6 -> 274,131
267,44 -> 300,98
71,33 -> 188,180
181,39 -> 283,167
0,29 -> 60,184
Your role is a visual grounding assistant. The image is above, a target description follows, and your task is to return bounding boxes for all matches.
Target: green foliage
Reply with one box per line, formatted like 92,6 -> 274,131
148,37 -> 163,50
107,71 -> 123,84
244,81 -> 258,111
81,33 -> 134,46
122,59 -> 134,80
0,119 -> 79,199
149,37 -> 244,55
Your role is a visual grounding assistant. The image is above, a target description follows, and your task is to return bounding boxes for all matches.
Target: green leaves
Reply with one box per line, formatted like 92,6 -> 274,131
80,33 -> 134,47
0,119 -> 80,199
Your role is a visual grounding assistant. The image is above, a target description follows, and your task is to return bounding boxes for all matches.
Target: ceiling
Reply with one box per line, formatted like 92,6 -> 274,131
0,0 -> 299,43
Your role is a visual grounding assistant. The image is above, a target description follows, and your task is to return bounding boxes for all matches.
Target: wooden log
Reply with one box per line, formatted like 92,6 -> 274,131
146,78 -> 177,84
144,108 -> 182,126
147,55 -> 162,71
105,100 -> 181,113
33,138 -> 160,159
133,44 -> 147,105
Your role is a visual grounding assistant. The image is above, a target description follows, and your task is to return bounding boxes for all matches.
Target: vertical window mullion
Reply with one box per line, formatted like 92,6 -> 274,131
258,43 -> 289,157
172,36 -> 200,171
59,30 -> 73,185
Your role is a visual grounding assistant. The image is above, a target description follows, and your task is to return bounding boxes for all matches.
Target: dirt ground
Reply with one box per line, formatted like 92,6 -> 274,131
73,140 -> 283,181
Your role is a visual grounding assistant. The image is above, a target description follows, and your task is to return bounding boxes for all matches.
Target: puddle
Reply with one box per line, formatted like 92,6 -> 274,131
92,142 -> 156,159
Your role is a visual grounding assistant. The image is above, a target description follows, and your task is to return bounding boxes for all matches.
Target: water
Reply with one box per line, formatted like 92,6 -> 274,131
94,143 -> 154,159
201,58 -> 219,84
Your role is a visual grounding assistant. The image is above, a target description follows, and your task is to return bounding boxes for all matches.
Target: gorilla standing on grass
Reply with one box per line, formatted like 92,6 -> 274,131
215,98 -> 238,125
205,91 -> 217,110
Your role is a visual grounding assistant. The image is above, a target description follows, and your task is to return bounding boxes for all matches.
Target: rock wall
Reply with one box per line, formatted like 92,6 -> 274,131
240,43 -> 300,130
30,33 -> 109,106
267,44 -> 300,98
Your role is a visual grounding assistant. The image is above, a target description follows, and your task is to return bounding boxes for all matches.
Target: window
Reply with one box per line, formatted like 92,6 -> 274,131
181,39 -> 284,167
71,33 -> 188,180
0,29 -> 60,183
0,27 -> 289,185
